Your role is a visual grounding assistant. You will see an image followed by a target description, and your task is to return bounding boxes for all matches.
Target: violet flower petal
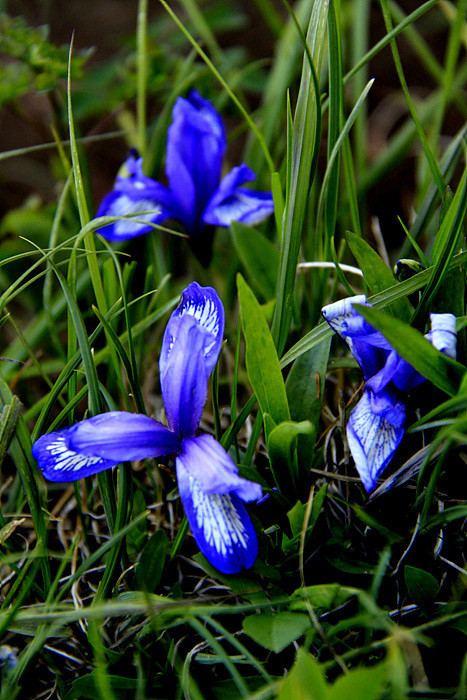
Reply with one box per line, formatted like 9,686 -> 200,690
203,164 -> 274,228
347,390 -> 406,492
166,90 -> 226,233
176,450 -> 259,574
32,412 -> 180,482
177,435 -> 262,502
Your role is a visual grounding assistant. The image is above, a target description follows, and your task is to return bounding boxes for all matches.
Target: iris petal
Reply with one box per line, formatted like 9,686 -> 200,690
95,151 -> 182,241
347,390 -> 406,492
177,435 -> 262,501
160,283 -> 225,436
95,190 -> 168,241
203,164 -> 274,228
176,456 -> 259,574
169,281 -> 224,375
322,296 -> 392,380
428,313 -> 457,358
166,90 -> 226,233
160,314 -> 210,437
32,412 -> 181,482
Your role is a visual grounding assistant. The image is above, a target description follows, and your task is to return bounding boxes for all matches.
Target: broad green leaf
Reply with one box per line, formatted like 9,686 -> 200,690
404,566 -> 439,604
135,529 -> 168,593
284,484 -> 327,549
64,673 -> 137,700
243,612 -> 311,653
354,304 -> 466,396
328,663 -> 387,700
238,274 -> 290,426
286,336 -> 332,461
347,231 -> 411,321
231,221 -> 279,301
278,649 -> 328,700
286,336 -> 331,424
290,584 -> 359,612
268,420 -> 313,496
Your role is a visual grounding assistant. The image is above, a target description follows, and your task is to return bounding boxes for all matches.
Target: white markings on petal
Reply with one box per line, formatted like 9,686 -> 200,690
347,391 -> 404,492
190,476 -> 248,558
429,313 -> 457,359
106,195 -> 161,237
180,296 -> 221,337
44,434 -> 106,474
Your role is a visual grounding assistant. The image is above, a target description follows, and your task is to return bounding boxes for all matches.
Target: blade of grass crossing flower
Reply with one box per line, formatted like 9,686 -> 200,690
238,275 -> 290,428
271,0 -> 327,354
354,304 -> 466,396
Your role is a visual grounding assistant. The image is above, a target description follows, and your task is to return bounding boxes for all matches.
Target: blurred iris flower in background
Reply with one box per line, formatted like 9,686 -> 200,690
33,282 -> 262,574
322,295 -> 457,492
95,90 -> 274,243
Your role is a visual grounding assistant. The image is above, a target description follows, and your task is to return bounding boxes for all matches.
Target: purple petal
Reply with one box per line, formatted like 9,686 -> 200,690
176,452 -> 259,573
203,164 -> 274,227
160,283 -> 224,437
94,189 -> 171,241
32,412 -> 180,482
347,390 -> 406,492
177,435 -> 262,501
366,349 -> 423,394
166,90 -> 226,234
322,296 -> 392,380
94,150 -> 183,241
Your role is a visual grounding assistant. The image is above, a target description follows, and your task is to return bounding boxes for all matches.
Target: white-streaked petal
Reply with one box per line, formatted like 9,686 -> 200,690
346,390 -> 406,493
177,435 -> 262,501
429,313 -> 457,358
32,430 -> 116,482
177,467 -> 258,574
159,283 -> 225,436
33,412 -> 181,482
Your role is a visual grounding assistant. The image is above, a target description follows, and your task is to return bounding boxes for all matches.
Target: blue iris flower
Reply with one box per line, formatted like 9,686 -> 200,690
32,282 -> 262,574
322,296 -> 457,492
95,90 -> 274,242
